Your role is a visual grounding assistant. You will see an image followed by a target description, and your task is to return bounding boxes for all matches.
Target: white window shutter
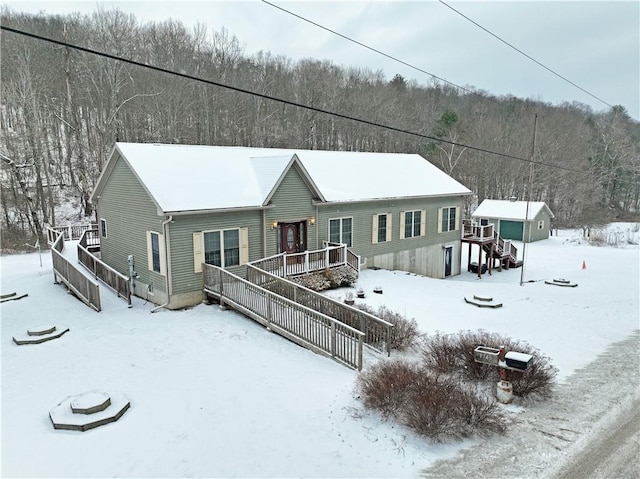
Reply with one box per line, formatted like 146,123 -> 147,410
158,233 -> 167,276
399,211 -> 405,239
193,232 -> 203,273
455,206 -> 460,231
240,227 -> 249,264
420,209 -> 426,236
146,231 -> 153,271
371,214 -> 379,244
386,213 -> 392,242
437,208 -> 443,234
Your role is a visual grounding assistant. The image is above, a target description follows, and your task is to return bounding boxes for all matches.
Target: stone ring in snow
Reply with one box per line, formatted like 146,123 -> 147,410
12,325 -> 69,345
49,391 -> 130,431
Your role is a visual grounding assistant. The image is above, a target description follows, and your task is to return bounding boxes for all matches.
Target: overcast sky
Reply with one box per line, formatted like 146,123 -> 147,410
4,1 -> 639,120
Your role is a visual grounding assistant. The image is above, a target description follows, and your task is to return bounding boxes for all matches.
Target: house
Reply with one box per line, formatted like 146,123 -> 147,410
90,143 -> 472,309
471,198 -> 554,242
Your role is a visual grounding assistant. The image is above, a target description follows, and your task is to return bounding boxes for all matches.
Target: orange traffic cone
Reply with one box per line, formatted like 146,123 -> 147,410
582,260 -> 586,270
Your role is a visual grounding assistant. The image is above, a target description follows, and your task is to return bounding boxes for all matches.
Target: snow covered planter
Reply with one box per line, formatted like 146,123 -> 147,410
356,360 -> 507,443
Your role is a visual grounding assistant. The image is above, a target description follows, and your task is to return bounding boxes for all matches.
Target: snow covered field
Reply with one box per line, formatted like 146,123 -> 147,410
1,225 -> 638,478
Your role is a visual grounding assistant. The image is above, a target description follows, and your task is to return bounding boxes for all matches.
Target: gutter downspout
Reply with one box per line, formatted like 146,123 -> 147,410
151,215 -> 173,313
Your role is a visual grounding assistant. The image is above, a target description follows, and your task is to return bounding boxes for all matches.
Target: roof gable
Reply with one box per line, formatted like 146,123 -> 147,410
472,199 -> 554,221
95,143 -> 472,214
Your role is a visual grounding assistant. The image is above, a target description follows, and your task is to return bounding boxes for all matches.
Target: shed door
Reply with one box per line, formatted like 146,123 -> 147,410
500,220 -> 524,241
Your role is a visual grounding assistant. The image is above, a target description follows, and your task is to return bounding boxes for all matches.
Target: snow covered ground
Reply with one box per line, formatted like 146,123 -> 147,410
1,224 -> 638,478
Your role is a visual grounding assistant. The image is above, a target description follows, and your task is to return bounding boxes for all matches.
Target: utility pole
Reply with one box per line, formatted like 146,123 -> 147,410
520,113 -> 538,286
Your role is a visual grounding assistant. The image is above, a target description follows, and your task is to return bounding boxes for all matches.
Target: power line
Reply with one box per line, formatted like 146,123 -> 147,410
0,25 -> 588,175
261,0 -> 502,106
438,0 -> 615,109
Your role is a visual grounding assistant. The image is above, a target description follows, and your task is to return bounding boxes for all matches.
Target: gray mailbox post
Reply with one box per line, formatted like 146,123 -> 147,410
473,345 -> 533,403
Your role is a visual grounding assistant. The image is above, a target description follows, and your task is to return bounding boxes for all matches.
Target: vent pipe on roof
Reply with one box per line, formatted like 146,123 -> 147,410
509,196 -> 517,202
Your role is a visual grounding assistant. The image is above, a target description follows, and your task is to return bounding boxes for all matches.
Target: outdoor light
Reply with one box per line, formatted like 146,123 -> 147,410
309,217 -> 316,225
271,221 -> 278,229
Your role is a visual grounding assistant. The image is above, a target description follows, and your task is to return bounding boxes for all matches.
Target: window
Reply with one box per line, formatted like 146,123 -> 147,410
146,231 -> 166,276
372,213 -> 392,244
193,228 -> 248,273
329,217 -> 352,247
440,207 -> 458,233
100,218 -> 107,238
204,229 -> 240,267
401,210 -> 424,239
538,219 -> 545,230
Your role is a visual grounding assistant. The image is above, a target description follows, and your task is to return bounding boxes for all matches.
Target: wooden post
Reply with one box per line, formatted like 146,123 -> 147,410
330,322 -> 336,358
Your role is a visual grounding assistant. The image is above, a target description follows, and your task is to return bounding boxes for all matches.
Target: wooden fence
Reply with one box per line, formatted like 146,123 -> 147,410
48,227 -> 101,312
78,229 -> 131,305
203,264 -> 365,370
246,264 -> 392,355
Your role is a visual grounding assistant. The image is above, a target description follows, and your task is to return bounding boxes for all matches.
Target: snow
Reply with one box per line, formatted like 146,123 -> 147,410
472,199 -> 552,221
1,225 -> 638,478
112,143 -> 471,213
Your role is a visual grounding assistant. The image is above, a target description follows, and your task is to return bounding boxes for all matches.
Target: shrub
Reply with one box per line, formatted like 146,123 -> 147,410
421,329 -> 558,401
356,360 -> 507,442
291,273 -> 330,291
323,265 -> 358,288
353,303 -> 422,351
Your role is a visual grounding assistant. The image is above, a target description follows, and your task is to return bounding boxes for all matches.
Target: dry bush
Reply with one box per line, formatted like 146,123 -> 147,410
421,329 -> 558,401
356,360 -> 507,442
354,303 -> 421,351
291,273 -> 330,291
401,374 -> 506,442
323,265 -> 358,288
356,360 -> 419,416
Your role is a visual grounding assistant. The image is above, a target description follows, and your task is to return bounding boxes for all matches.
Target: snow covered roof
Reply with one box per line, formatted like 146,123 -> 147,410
472,199 -> 554,221
94,143 -> 471,214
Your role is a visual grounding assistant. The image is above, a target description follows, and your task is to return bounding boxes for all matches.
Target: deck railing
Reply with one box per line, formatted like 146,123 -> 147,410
48,227 -> 101,312
249,243 -> 358,278
203,264 -> 365,370
46,224 -> 95,245
463,220 -> 495,241
78,229 -> 131,305
246,264 -> 393,355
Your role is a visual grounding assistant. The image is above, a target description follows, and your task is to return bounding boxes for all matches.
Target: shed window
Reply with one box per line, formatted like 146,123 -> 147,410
329,217 -> 352,246
538,219 -> 545,230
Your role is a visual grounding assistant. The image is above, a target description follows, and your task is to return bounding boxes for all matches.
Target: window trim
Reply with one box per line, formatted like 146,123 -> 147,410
399,209 -> 425,239
193,227 -> 248,273
100,218 -> 107,238
438,206 -> 459,233
372,213 -> 392,244
146,230 -> 166,276
328,217 -> 353,247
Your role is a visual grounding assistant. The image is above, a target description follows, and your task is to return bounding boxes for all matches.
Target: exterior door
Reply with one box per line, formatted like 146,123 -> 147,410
444,246 -> 453,277
280,222 -> 300,254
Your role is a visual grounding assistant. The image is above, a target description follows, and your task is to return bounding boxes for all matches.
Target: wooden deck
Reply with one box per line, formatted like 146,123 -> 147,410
462,220 -> 523,278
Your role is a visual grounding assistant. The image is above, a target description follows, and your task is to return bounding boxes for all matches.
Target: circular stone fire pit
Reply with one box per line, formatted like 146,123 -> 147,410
13,325 -> 69,345
49,391 -> 130,431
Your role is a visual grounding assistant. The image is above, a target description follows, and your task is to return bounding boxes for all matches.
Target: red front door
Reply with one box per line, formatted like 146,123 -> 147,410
280,222 -> 300,254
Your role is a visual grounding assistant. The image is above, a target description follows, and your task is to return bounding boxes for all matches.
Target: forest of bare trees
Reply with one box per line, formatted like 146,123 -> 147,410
1,7 -> 639,251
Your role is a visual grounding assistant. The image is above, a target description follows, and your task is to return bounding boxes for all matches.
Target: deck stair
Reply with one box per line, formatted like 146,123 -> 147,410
462,220 -> 523,278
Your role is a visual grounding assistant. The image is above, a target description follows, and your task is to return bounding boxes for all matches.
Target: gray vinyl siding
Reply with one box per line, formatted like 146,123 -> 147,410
264,164 -> 318,256
316,195 -> 465,278
168,210 -> 263,296
95,153 -> 167,298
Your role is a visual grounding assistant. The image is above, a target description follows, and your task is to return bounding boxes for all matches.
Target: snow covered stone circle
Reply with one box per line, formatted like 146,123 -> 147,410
49,391 -> 130,432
